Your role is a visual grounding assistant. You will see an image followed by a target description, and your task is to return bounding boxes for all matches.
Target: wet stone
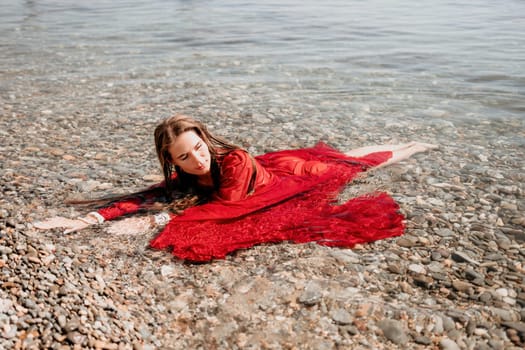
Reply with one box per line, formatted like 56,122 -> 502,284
66,331 -> 87,345
412,274 -> 433,289
414,335 -> 432,345
451,251 -> 479,265
64,318 -> 80,332
479,291 -> 492,304
431,251 -> 442,261
387,263 -> 404,274
408,264 -> 426,274
440,338 -> 461,350
378,319 -> 408,345
331,308 -> 352,325
464,267 -> 484,281
442,316 -> 456,332
435,228 -> 455,237
298,282 -> 323,306
22,298 -> 37,309
396,236 -> 418,248
491,308 -> 516,322
0,246 -> 13,255
452,280 -> 473,293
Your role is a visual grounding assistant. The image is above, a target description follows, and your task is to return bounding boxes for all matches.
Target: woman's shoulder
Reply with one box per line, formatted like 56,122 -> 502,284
219,149 -> 251,164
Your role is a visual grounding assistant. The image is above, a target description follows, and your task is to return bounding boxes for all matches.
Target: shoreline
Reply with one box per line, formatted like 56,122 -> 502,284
1,92 -> 524,348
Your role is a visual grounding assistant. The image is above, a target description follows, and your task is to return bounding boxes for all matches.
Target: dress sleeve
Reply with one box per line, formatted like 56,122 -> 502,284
215,150 -> 255,202
97,182 -> 166,221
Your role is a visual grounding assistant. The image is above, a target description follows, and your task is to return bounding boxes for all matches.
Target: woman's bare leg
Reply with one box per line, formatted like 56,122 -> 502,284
377,142 -> 437,168
345,142 -> 415,157
345,142 -> 438,168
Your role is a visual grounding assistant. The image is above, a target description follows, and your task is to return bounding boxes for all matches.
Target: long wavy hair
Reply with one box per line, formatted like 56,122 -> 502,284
68,115 -> 240,213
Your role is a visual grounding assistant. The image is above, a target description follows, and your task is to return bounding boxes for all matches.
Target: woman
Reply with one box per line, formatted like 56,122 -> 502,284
35,115 -> 437,261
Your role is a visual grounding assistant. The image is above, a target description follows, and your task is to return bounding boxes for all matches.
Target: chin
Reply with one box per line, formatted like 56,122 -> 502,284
195,167 -> 210,175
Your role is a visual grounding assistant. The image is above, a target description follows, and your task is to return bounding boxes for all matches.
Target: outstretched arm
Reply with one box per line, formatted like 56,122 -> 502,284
105,212 -> 172,235
34,181 -> 167,234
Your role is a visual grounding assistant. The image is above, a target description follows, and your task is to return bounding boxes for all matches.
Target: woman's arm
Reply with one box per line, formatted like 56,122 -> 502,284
105,211 -> 173,235
34,181 -> 168,233
96,182 -> 166,221
345,142 -> 438,168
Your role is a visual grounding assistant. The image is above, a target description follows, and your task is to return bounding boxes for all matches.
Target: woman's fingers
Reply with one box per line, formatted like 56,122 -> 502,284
63,221 -> 90,234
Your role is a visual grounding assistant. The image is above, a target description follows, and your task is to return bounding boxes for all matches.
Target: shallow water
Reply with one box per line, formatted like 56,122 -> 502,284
1,0 -> 524,122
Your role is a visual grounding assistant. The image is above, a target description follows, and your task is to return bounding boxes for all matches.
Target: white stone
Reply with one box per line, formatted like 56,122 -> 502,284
42,254 -> 56,265
0,298 -> 13,313
160,265 -> 176,277
474,328 -> 489,337
408,263 -> 426,274
495,288 -> 508,297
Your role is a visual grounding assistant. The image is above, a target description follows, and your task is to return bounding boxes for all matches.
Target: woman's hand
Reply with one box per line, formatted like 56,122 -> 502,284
33,216 -> 92,234
106,216 -> 153,236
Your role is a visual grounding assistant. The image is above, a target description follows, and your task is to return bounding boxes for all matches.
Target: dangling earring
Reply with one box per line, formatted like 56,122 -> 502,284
165,160 -> 175,172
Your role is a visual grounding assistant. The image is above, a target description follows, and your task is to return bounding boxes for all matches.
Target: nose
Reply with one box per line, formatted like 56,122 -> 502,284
189,150 -> 205,166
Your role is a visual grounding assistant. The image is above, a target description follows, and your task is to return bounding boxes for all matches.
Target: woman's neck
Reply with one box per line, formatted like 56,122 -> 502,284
197,172 -> 214,187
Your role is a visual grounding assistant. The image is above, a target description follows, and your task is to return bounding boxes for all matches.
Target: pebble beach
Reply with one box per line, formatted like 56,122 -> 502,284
1,1 -> 525,349
1,78 -> 524,349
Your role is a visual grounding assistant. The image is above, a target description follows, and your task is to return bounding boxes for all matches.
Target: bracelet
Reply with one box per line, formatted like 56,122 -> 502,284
153,212 -> 170,226
87,212 -> 105,224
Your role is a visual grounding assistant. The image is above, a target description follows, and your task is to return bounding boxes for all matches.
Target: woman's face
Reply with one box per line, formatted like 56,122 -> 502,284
168,131 -> 211,176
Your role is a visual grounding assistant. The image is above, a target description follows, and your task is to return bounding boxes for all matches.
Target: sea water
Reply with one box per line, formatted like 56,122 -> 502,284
1,0 -> 524,122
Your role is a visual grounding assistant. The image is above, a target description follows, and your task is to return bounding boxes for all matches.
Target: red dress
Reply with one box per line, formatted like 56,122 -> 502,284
99,143 -> 404,262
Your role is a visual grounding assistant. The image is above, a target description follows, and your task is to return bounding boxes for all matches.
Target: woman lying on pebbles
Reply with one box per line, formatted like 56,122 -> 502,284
35,115 -> 437,262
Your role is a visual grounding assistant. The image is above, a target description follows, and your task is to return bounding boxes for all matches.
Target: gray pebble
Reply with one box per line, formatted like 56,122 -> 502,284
451,251 -> 479,265
435,228 -> 455,237
331,308 -> 352,325
378,319 -> 408,345
414,335 -> 432,345
67,331 -> 87,345
442,316 -> 456,332
298,282 -> 323,306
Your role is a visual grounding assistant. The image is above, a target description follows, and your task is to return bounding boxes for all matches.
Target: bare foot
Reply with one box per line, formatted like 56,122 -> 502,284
405,143 -> 439,156
412,142 -> 439,151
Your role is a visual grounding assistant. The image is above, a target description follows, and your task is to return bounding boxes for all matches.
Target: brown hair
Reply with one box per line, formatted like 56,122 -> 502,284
154,115 -> 239,209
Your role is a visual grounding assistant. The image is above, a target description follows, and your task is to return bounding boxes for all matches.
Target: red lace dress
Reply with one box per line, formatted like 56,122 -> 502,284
98,143 -> 404,262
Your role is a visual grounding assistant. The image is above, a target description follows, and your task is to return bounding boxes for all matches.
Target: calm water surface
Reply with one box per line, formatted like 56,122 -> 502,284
1,0 -> 524,121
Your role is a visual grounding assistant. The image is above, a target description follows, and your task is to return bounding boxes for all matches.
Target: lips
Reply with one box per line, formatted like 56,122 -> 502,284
196,163 -> 208,171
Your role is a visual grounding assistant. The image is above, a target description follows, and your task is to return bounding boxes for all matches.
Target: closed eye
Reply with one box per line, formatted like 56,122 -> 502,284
178,142 -> 201,161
